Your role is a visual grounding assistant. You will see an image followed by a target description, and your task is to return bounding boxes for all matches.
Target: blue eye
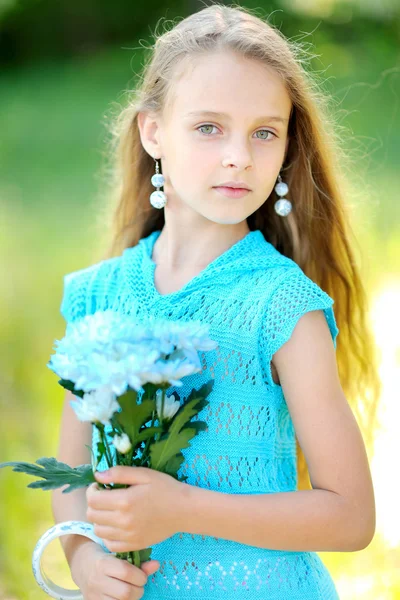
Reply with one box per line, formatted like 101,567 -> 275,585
196,124 -> 276,140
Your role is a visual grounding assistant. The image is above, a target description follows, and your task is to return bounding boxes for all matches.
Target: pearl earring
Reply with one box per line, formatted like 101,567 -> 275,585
150,156 -> 167,209
274,174 -> 292,216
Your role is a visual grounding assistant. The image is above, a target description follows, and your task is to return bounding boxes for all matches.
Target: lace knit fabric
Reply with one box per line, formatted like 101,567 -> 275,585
60,229 -> 340,599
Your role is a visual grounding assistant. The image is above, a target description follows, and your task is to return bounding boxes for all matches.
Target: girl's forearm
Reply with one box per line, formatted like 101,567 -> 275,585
179,484 -> 372,552
51,486 -> 97,568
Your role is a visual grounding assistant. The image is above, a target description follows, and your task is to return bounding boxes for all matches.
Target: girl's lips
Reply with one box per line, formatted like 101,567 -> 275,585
213,186 -> 251,198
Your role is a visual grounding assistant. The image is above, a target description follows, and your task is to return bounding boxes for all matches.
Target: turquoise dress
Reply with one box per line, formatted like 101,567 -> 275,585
60,229 -> 340,599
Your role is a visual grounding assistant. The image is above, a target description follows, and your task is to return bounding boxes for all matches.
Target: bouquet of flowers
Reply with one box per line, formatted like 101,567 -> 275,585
0,309 -> 218,570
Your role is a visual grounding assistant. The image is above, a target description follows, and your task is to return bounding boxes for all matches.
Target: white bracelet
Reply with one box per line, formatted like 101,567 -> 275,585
32,520 -> 110,599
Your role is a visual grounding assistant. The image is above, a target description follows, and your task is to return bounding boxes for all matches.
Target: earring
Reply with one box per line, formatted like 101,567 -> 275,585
274,174 -> 292,216
150,157 -> 167,209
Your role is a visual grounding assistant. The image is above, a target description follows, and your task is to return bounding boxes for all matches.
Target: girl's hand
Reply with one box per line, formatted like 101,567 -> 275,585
86,466 -> 186,553
70,540 -> 160,600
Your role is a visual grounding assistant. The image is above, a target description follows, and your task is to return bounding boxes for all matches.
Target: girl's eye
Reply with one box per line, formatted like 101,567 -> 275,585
255,129 -> 276,140
197,124 -> 218,135
196,124 -> 276,140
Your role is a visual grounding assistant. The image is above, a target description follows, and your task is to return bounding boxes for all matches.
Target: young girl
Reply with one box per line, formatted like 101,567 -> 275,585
52,4 -> 380,599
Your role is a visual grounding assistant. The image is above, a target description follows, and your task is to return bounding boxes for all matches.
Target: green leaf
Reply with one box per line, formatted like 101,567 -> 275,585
115,389 -> 156,445
0,457 -> 95,493
58,378 -> 85,398
136,426 -> 163,443
139,547 -> 153,563
162,452 -> 186,478
149,380 -> 214,473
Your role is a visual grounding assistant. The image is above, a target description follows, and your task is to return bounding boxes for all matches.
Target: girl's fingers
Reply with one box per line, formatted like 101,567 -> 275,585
93,525 -> 124,540
87,507 -> 116,525
103,578 -> 141,599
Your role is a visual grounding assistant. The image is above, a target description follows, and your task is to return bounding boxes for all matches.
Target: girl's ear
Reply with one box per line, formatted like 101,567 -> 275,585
137,111 -> 163,157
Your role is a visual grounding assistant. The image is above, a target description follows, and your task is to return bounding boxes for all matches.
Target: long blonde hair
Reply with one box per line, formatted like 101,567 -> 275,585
93,3 -> 381,490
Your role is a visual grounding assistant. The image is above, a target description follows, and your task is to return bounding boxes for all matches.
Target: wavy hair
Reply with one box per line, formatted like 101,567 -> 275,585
93,3 -> 381,490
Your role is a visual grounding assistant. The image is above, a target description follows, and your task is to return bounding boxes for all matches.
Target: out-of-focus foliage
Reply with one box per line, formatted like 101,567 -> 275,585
0,0 -> 399,598
0,0 -> 188,65
0,0 -> 399,66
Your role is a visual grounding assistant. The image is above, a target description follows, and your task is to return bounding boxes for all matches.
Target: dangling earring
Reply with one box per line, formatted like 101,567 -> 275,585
150,156 -> 167,209
274,174 -> 292,216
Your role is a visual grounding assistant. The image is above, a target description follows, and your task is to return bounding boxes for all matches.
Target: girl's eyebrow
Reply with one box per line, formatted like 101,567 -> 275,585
183,110 -> 288,124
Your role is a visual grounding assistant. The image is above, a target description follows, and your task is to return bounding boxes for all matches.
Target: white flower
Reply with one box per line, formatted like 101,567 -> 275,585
48,310 -> 219,394
152,320 -> 219,352
112,433 -> 132,454
139,353 -> 202,388
70,385 -> 120,426
155,389 -> 180,420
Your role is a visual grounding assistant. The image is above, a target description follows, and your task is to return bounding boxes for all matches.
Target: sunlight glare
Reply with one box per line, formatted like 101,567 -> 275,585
369,281 -> 400,548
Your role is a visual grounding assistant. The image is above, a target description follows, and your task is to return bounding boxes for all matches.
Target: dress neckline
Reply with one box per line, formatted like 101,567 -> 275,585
140,229 -> 263,302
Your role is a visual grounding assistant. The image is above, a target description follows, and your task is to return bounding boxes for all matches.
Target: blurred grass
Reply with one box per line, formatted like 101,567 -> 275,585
0,35 -> 399,599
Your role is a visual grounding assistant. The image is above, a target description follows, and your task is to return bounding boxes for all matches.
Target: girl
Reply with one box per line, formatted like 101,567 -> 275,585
52,4 -> 380,599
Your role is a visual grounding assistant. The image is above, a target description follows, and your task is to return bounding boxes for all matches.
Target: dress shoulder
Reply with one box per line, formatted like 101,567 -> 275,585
258,265 -> 339,388
60,256 -> 121,326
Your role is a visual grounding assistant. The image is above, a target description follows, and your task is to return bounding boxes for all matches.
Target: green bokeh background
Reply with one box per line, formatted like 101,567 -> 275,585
0,0 -> 399,598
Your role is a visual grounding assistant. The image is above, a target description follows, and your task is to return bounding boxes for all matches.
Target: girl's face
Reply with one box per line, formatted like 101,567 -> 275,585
139,49 -> 292,226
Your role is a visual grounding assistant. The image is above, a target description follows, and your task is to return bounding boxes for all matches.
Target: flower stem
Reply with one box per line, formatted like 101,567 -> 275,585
140,409 -> 155,466
160,387 -> 166,430
117,551 -> 141,568
97,424 -> 113,469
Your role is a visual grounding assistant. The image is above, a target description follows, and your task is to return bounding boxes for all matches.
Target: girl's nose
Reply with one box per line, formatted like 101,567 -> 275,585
222,143 -> 253,170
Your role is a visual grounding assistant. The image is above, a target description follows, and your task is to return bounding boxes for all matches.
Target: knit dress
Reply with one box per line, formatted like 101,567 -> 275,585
60,228 -> 341,600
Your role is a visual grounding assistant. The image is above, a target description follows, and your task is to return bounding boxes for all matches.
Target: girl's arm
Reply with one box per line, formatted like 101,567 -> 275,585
179,310 -> 376,552
51,390 -> 98,569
